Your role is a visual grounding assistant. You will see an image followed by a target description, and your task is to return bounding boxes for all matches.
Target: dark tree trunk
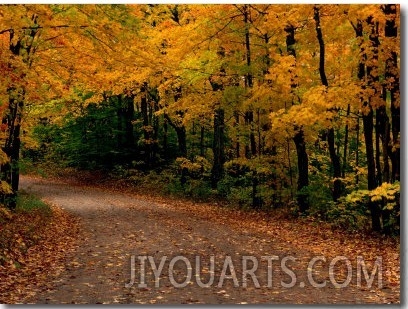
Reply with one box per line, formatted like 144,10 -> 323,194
124,95 -> 135,149
11,133 -> 21,194
328,128 -> 342,201
354,20 -> 365,188
152,94 -> 160,163
293,129 -> 309,212
257,108 -> 262,156
286,139 -> 294,200
243,5 -> 253,89
211,108 -> 225,188
176,126 -> 187,158
367,16 -> 383,231
285,23 -> 309,212
244,111 -> 257,157
163,116 -> 168,159
234,111 -> 240,158
355,112 -> 360,186
164,113 -> 187,158
243,5 -> 256,158
116,96 -> 125,148
252,171 -> 261,209
376,104 -> 391,183
353,19 -> 382,231
1,16 -> 39,209
140,84 -> 151,166
2,91 -> 23,209
314,6 -> 342,201
163,85 -> 187,158
263,33 -> 271,75
375,114 -> 382,184
342,104 -> 350,178
383,4 -> 400,183
200,126 -> 205,157
362,106 -> 382,231
382,4 -> 400,234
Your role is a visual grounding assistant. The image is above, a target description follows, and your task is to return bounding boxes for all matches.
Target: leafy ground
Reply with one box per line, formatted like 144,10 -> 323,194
0,192 -> 80,303
0,174 -> 400,304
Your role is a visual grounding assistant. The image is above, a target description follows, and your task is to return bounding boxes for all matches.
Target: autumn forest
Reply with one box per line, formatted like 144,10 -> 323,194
0,4 -> 401,304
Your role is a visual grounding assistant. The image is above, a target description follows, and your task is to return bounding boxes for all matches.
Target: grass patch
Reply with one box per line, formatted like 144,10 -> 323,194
16,191 -> 52,215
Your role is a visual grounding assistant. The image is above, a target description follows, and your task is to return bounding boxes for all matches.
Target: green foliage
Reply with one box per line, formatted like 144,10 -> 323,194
183,179 -> 213,199
220,157 -> 283,209
164,176 -> 213,200
299,182 -> 333,217
16,192 -> 52,216
294,183 -> 372,231
217,175 -> 249,204
24,96 -> 142,169
228,186 -> 253,208
306,182 -> 401,232
168,157 -> 213,200
326,198 -> 370,231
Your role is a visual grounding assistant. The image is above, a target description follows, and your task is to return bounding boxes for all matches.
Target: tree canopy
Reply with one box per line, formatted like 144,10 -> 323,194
0,4 -> 400,233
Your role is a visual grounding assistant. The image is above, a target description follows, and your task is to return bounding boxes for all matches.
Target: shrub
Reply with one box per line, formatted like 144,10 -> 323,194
300,183 -> 333,218
306,182 -> 400,233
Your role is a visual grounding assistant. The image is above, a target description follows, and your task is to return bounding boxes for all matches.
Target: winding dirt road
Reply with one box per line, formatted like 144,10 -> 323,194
19,176 -> 395,304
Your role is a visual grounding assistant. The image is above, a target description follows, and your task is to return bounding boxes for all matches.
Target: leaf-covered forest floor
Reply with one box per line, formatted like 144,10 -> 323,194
1,173 -> 400,304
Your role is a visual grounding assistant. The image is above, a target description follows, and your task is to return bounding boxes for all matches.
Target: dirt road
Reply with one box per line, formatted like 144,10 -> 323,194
19,176 -> 395,304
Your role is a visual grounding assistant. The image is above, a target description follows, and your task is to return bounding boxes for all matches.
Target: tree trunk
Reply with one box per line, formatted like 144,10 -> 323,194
163,116 -> 168,159
328,128 -> 342,201
257,108 -> 262,156
382,4 -> 400,234
314,6 -> 342,201
200,126 -> 205,157
1,16 -> 39,209
367,16 -> 383,231
164,112 -> 187,158
383,4 -> 400,183
252,170 -> 261,209
140,84 -> 152,166
234,111 -> 240,158
353,18 -> 382,231
164,85 -> 187,158
124,95 -> 135,148
376,104 -> 391,183
355,112 -> 360,186
243,111 -> 257,157
263,33 -> 271,75
286,138 -> 294,200
116,96 -> 124,149
211,108 -> 225,188
2,90 -> 23,209
293,129 -> 309,212
285,23 -> 309,212
243,5 -> 256,158
362,106 -> 382,231
152,94 -> 160,163
243,5 -> 253,89
176,126 -> 187,158
342,104 -> 350,178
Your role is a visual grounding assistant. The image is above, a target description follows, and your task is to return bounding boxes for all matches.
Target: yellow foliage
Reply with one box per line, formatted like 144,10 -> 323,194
369,182 -> 400,203
0,181 -> 13,195
0,149 -> 9,165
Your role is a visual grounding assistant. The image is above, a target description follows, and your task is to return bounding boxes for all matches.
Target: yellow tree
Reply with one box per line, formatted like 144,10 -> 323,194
0,4 -> 141,208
